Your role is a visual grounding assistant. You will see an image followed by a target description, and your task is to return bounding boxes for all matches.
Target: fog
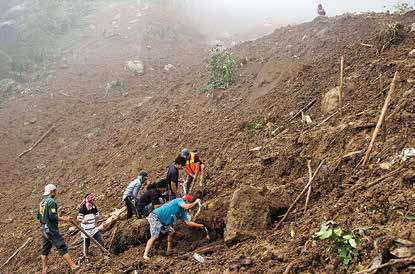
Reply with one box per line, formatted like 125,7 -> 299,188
184,0 -> 414,41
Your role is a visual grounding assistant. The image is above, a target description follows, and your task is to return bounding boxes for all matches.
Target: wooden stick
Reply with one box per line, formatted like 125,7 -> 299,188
354,256 -> 415,274
362,71 -> 399,166
0,237 -> 33,269
339,56 -> 344,114
303,160 -> 313,213
71,220 -> 110,255
18,126 -> 55,158
289,99 -> 317,121
283,261 -> 296,274
275,160 -> 324,229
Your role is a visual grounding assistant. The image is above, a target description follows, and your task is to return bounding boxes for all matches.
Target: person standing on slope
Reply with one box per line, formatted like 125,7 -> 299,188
166,157 -> 185,200
36,184 -> 79,274
317,4 -> 326,16
143,195 -> 205,260
77,193 -> 104,258
179,148 -> 206,194
123,171 -> 149,219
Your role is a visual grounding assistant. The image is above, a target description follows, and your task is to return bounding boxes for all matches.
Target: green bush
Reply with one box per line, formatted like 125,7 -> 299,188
392,2 -> 414,15
207,46 -> 236,90
247,118 -> 267,135
312,221 -> 360,269
0,78 -> 17,103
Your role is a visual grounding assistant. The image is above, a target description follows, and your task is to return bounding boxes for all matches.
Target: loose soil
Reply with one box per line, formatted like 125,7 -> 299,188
0,2 -> 414,273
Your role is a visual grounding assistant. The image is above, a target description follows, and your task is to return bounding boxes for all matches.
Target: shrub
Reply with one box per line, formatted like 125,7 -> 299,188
207,46 -> 236,90
312,221 -> 360,269
392,2 -> 414,15
247,118 -> 267,135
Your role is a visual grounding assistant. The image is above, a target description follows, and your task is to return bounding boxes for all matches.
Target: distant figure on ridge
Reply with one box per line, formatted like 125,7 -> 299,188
317,4 -> 326,16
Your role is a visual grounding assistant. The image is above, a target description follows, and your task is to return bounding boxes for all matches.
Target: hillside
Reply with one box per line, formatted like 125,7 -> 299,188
0,2 -> 414,273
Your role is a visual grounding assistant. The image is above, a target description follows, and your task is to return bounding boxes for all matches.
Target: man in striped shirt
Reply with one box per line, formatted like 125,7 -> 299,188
77,193 -> 103,258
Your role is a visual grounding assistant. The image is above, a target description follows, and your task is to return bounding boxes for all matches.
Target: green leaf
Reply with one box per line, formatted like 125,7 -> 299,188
312,240 -> 317,246
349,238 -> 357,248
334,227 -> 342,236
343,234 -> 353,240
406,215 -> 415,220
319,229 -> 333,240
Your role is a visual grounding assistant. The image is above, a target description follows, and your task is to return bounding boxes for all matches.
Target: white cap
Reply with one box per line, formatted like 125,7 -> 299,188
43,184 -> 57,195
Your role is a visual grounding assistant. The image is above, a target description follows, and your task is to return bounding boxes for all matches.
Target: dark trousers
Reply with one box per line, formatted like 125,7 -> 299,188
83,231 -> 104,251
41,226 -> 68,256
125,196 -> 139,219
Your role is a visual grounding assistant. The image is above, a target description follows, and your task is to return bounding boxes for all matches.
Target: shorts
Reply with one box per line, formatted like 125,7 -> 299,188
41,226 -> 68,256
147,212 -> 174,239
83,231 -> 104,250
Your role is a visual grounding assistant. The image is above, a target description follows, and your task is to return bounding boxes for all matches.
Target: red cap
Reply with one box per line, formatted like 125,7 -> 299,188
183,195 -> 192,203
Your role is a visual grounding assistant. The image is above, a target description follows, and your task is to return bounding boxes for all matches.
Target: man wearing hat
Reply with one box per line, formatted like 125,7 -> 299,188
36,184 -> 78,273
143,195 -> 205,260
123,170 -> 149,219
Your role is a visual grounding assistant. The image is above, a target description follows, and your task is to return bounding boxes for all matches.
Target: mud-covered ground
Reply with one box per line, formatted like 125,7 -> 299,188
0,2 -> 414,273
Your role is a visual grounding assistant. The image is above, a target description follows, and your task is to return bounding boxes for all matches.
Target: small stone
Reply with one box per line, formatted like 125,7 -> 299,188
409,49 -> 415,57
407,78 -> 415,84
164,64 -> 176,71
411,23 -> 415,32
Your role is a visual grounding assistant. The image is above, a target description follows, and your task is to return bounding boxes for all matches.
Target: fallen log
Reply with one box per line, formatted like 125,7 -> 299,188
362,71 -> 399,166
18,126 -> 55,158
275,160 -> 324,229
339,56 -> 344,114
71,220 -> 110,255
97,206 -> 127,233
0,237 -> 33,269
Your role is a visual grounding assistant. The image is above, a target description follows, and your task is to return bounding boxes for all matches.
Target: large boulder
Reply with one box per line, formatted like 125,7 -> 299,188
321,86 -> 341,113
224,185 -> 271,245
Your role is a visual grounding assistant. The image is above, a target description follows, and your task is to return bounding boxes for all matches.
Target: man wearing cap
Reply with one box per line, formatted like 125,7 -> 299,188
179,149 -> 206,194
36,184 -> 78,273
123,171 -> 149,219
143,195 -> 205,260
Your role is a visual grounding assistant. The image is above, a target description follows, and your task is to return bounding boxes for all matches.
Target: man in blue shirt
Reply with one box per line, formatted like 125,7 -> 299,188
143,195 -> 205,260
123,171 -> 148,219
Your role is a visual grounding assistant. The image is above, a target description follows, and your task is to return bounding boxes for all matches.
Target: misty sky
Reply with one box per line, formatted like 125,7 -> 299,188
185,0 -> 414,39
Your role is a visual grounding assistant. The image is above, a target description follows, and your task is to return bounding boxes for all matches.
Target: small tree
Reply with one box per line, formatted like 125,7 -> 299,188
390,1 -> 414,14
208,46 -> 236,90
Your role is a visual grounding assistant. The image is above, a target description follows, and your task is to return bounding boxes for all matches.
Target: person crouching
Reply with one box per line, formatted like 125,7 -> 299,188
77,193 -> 104,258
136,179 -> 168,217
143,195 -> 205,260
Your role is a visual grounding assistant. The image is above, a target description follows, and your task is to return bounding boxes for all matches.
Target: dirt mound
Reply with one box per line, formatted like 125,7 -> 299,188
0,4 -> 414,274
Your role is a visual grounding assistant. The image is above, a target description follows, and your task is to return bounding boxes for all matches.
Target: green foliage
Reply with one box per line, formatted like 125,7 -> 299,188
0,0 -> 94,79
391,2 -> 414,15
207,46 -> 236,90
0,78 -> 17,103
247,118 -> 267,135
312,221 -> 360,269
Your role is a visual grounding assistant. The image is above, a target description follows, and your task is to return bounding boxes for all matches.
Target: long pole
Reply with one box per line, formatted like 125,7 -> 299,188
362,71 -> 399,166
71,220 -> 111,255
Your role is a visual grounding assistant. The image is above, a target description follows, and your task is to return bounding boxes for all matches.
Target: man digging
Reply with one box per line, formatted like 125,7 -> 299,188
143,195 -> 205,260
36,184 -> 79,273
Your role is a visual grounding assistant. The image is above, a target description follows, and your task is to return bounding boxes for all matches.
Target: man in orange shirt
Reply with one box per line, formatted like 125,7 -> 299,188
179,149 -> 206,194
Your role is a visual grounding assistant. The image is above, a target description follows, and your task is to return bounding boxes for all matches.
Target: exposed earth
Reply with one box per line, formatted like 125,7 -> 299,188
0,1 -> 414,273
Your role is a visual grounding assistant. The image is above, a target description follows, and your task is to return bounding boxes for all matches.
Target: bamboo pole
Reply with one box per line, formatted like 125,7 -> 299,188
362,71 -> 399,166
18,126 -> 55,158
275,160 -> 324,229
339,56 -> 344,114
71,220 -> 110,255
303,160 -> 313,213
0,237 -> 33,269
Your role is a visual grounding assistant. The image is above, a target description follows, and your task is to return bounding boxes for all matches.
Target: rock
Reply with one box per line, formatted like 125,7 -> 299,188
409,49 -> 415,57
321,86 -> 341,113
224,185 -> 270,245
164,64 -> 176,71
109,218 -> 149,254
126,60 -> 144,75
411,23 -> 415,32
407,78 -> 415,84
